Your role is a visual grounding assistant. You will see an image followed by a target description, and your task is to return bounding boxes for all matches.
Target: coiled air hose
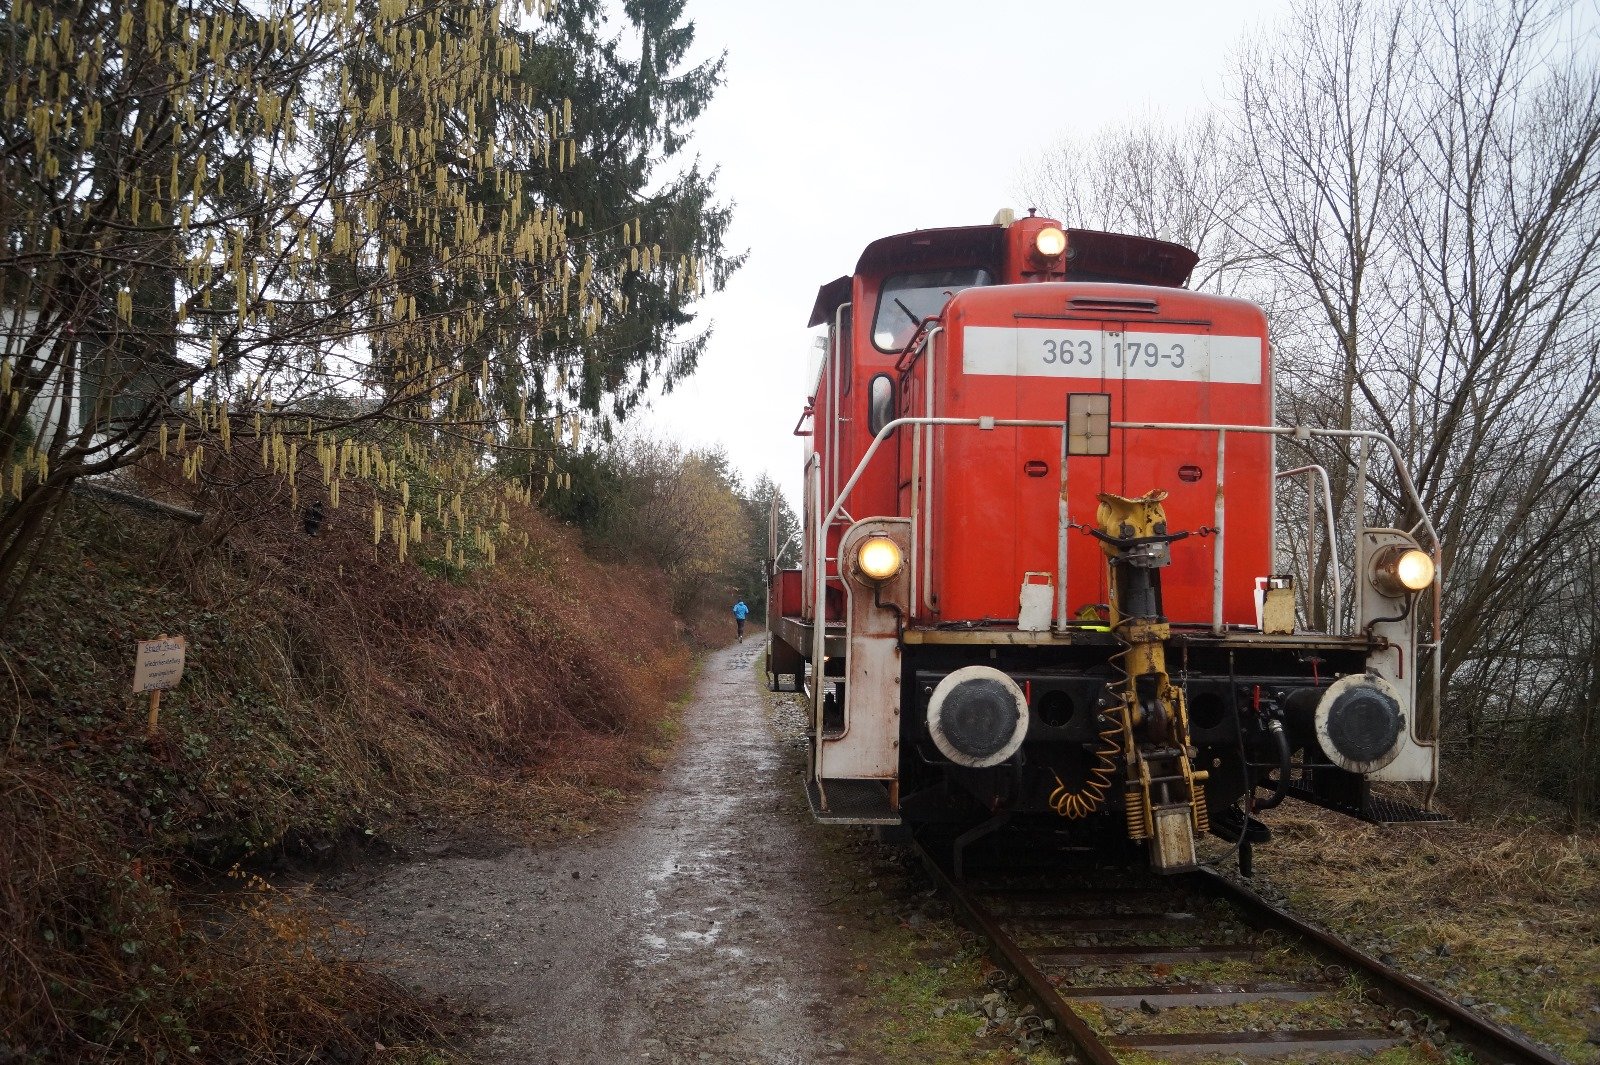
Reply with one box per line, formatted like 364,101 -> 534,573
1049,706 -> 1124,818
1049,645 -> 1130,820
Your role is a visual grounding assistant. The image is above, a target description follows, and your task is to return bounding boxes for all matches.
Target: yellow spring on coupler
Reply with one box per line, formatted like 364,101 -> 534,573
1191,789 -> 1211,835
1049,705 -> 1125,819
1125,788 -> 1149,841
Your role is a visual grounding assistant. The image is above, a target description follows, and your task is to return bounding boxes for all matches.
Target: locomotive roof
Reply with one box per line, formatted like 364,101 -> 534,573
808,224 -> 1003,327
807,223 -> 1199,328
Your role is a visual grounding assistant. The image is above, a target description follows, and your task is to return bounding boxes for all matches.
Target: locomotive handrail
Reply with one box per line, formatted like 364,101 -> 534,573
893,320 -> 936,374
920,327 -> 944,613
813,412 -> 1010,784
1113,421 -> 1440,549
817,419 -> 1435,630
829,302 -> 852,514
1277,464 -> 1344,635
811,414 -> 1442,781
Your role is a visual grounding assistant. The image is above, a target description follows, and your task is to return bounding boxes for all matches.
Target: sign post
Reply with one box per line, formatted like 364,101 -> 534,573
133,635 -> 186,734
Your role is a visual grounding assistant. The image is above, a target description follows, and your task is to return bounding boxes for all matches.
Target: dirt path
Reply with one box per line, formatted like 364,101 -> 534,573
328,640 -> 857,1064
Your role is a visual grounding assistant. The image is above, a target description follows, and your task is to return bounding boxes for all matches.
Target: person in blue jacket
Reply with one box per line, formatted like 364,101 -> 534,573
732,598 -> 750,641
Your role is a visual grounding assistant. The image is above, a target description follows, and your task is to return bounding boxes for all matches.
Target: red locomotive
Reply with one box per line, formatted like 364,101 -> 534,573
767,210 -> 1444,873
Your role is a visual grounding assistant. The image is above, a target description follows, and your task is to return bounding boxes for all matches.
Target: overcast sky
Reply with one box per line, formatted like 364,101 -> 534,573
638,0 -> 1299,502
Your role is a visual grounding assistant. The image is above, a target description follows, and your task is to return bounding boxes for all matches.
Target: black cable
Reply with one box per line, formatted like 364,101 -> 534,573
1201,650 -> 1252,871
1363,589 -> 1416,634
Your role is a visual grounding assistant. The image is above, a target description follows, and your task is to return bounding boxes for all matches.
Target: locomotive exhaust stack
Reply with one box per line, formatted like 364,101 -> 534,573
768,211 -> 1447,871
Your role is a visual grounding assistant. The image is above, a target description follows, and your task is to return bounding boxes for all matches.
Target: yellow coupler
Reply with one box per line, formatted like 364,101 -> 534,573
1097,491 -> 1209,873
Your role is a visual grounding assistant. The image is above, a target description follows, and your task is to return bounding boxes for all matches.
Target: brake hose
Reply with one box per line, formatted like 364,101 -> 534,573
1252,719 -> 1292,810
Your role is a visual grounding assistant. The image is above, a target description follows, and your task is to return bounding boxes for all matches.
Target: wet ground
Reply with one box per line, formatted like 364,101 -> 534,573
327,639 -> 858,1064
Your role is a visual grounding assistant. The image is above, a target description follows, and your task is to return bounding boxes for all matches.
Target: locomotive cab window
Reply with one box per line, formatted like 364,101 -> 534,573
872,267 -> 992,352
867,374 -> 894,435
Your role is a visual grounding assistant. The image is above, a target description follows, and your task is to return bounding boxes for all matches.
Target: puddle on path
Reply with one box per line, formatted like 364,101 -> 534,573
326,641 -> 857,1064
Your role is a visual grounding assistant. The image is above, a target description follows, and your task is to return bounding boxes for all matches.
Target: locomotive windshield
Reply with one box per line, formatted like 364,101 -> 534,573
872,267 -> 993,351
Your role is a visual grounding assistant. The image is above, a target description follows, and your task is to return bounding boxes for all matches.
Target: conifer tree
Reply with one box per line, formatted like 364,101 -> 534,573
0,0 -> 738,603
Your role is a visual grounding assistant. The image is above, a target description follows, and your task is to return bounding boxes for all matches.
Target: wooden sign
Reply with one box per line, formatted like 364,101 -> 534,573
133,636 -> 186,693
133,635 -> 185,735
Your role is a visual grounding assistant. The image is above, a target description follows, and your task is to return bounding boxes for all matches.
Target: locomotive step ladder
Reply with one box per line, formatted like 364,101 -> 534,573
805,775 -> 900,826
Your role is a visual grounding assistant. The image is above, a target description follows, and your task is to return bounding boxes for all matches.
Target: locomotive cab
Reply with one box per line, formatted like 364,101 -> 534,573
770,211 -> 1444,874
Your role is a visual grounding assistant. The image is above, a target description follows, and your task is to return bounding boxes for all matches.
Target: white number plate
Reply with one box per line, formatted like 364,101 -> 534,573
962,326 -> 1262,384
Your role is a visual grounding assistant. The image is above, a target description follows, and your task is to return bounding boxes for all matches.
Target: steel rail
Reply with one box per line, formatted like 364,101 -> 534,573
912,841 -> 1121,1065
913,838 -> 1572,1065
1193,869 -> 1572,1065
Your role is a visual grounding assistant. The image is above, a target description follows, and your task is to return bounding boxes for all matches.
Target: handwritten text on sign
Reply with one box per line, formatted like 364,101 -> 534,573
132,637 -> 186,693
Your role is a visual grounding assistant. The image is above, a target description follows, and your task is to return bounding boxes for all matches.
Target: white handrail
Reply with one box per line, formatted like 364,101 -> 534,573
1116,422 -> 1439,548
1277,464 -> 1344,635
812,414 -> 995,782
807,415 -> 1440,776
1213,431 -> 1227,633
829,302 -> 851,515
921,327 -> 942,612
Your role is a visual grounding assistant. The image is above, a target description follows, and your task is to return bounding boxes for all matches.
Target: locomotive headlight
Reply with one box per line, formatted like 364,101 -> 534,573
856,536 -> 903,581
1371,545 -> 1435,597
1034,226 -> 1067,258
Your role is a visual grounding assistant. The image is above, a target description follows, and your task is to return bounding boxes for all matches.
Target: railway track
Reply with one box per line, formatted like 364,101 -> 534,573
913,839 -> 1569,1064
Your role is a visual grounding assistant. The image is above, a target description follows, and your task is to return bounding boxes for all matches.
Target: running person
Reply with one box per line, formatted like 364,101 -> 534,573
732,598 -> 750,641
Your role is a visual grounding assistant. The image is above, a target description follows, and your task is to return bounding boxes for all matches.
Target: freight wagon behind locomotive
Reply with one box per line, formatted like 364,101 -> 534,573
766,210 -> 1446,873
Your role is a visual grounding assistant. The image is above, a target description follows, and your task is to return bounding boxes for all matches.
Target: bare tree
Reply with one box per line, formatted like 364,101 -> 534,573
1020,0 -> 1600,820
1383,2 -> 1600,746
1018,113 -> 1256,294
1225,0 -> 1429,640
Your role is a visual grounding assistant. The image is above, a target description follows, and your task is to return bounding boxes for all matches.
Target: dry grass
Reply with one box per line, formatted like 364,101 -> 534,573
1,763 -> 453,1062
1229,804 -> 1600,1062
1,454 -> 693,1062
